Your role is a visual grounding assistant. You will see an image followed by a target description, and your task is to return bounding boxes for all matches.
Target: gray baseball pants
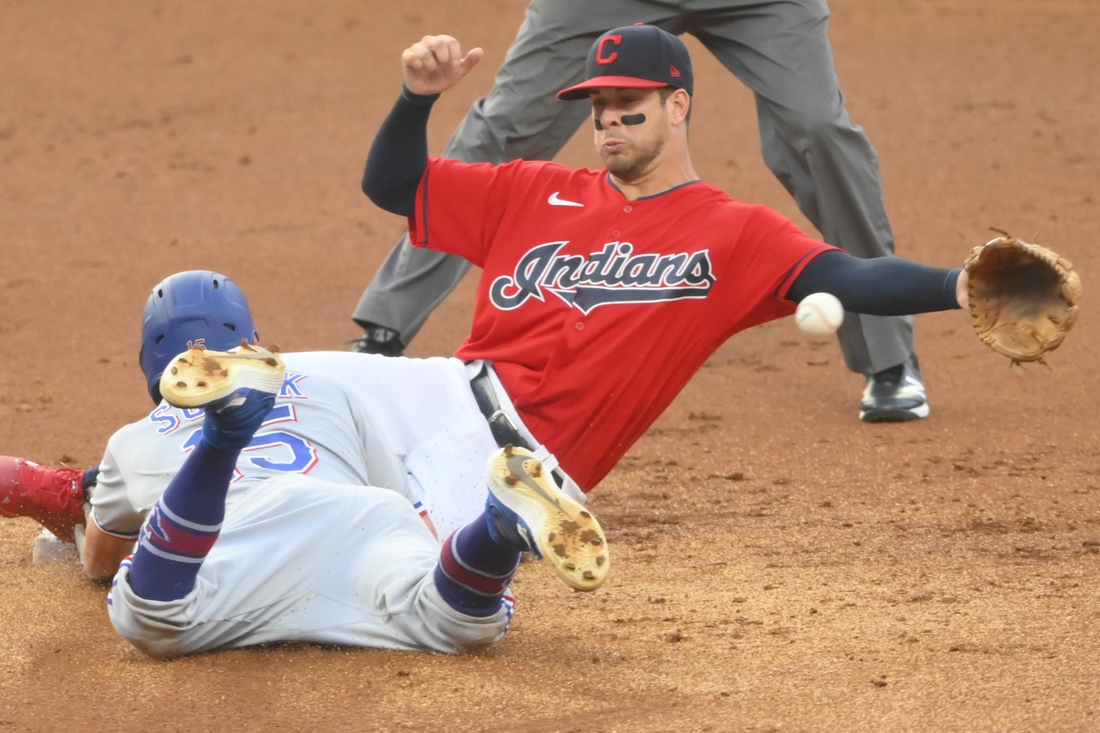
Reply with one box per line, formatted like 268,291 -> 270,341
352,0 -> 913,376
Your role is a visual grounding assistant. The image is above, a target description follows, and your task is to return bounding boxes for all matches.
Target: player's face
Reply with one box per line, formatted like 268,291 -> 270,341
589,88 -> 670,181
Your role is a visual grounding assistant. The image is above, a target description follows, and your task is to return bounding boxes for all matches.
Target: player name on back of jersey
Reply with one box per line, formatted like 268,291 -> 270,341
490,241 -> 715,314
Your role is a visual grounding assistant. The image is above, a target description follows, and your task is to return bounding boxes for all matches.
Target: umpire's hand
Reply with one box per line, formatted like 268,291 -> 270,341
403,35 -> 483,96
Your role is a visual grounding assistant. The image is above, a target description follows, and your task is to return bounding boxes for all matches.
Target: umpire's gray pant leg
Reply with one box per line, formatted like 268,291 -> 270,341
354,0 -> 605,339
690,0 -> 913,375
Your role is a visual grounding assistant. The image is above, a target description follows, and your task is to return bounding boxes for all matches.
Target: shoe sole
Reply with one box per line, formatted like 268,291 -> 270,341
488,446 -> 609,592
160,341 -> 286,408
859,403 -> 931,423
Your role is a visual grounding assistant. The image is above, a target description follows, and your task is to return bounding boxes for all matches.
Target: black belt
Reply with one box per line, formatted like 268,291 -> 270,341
470,367 -> 534,452
469,367 -> 566,487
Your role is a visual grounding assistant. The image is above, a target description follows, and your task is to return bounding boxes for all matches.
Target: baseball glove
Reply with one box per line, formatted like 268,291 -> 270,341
963,229 -> 1081,366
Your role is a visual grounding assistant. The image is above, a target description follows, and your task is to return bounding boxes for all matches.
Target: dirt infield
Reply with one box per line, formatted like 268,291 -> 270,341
2,1 -> 1099,731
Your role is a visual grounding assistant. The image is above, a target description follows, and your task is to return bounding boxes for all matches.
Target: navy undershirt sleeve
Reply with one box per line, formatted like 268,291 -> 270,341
787,250 -> 962,315
362,85 -> 439,217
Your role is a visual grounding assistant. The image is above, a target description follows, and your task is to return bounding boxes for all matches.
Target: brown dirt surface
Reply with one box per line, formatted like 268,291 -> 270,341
3,1 -> 1100,731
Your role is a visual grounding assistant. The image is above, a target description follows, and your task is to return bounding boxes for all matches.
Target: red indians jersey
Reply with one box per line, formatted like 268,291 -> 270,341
410,158 -> 835,490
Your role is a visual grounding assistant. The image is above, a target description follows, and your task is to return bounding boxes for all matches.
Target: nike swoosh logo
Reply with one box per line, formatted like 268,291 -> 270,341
548,192 -> 583,207
506,454 -> 566,513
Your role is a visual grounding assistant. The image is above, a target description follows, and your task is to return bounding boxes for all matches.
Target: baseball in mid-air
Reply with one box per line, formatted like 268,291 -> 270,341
795,292 -> 844,334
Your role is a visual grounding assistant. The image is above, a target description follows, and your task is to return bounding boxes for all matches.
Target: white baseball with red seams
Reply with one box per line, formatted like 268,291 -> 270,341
795,292 -> 844,334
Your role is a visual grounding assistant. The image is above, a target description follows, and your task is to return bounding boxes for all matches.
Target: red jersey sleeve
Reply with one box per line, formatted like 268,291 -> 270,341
408,157 -> 527,267
725,205 -> 838,327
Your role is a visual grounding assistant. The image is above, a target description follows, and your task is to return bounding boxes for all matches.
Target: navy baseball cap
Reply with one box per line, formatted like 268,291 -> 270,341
558,24 -> 694,101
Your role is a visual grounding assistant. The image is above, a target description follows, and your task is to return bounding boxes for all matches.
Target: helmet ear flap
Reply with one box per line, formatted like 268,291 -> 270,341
148,377 -> 165,406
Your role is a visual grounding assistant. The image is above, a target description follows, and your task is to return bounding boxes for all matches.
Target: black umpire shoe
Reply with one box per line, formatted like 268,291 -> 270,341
859,355 -> 929,423
348,322 -> 405,357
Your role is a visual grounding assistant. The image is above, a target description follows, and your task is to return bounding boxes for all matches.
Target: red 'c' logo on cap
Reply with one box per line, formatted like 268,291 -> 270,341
596,35 -> 622,65
670,66 -> 681,78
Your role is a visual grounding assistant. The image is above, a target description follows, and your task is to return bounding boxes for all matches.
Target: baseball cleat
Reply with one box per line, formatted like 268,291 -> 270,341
859,355 -> 930,423
0,457 -> 87,543
485,445 -> 609,592
159,341 -> 285,409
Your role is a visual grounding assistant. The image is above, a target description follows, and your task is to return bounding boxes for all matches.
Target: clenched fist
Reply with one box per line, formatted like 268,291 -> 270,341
402,35 -> 483,96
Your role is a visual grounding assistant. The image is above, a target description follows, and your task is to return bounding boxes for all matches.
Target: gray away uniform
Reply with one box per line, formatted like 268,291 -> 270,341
99,364 -> 510,657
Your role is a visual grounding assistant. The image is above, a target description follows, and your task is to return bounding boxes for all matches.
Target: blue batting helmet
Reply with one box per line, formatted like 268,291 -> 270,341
138,270 -> 258,404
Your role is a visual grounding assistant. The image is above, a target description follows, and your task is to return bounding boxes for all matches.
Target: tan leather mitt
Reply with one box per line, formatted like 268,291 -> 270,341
963,230 -> 1081,366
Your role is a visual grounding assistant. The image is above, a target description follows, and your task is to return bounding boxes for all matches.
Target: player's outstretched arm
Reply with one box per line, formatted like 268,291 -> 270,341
403,35 -> 483,96
787,250 -> 965,316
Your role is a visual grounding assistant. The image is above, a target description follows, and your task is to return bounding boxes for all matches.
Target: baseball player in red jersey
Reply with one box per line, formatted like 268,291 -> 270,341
352,1 -> 929,426
363,26 -> 967,490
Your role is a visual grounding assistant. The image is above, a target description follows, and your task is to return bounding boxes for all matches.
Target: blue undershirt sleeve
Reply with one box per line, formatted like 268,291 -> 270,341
787,250 -> 962,315
362,85 -> 440,217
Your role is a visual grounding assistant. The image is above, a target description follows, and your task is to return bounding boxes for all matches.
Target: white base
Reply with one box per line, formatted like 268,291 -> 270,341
32,528 -> 79,565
